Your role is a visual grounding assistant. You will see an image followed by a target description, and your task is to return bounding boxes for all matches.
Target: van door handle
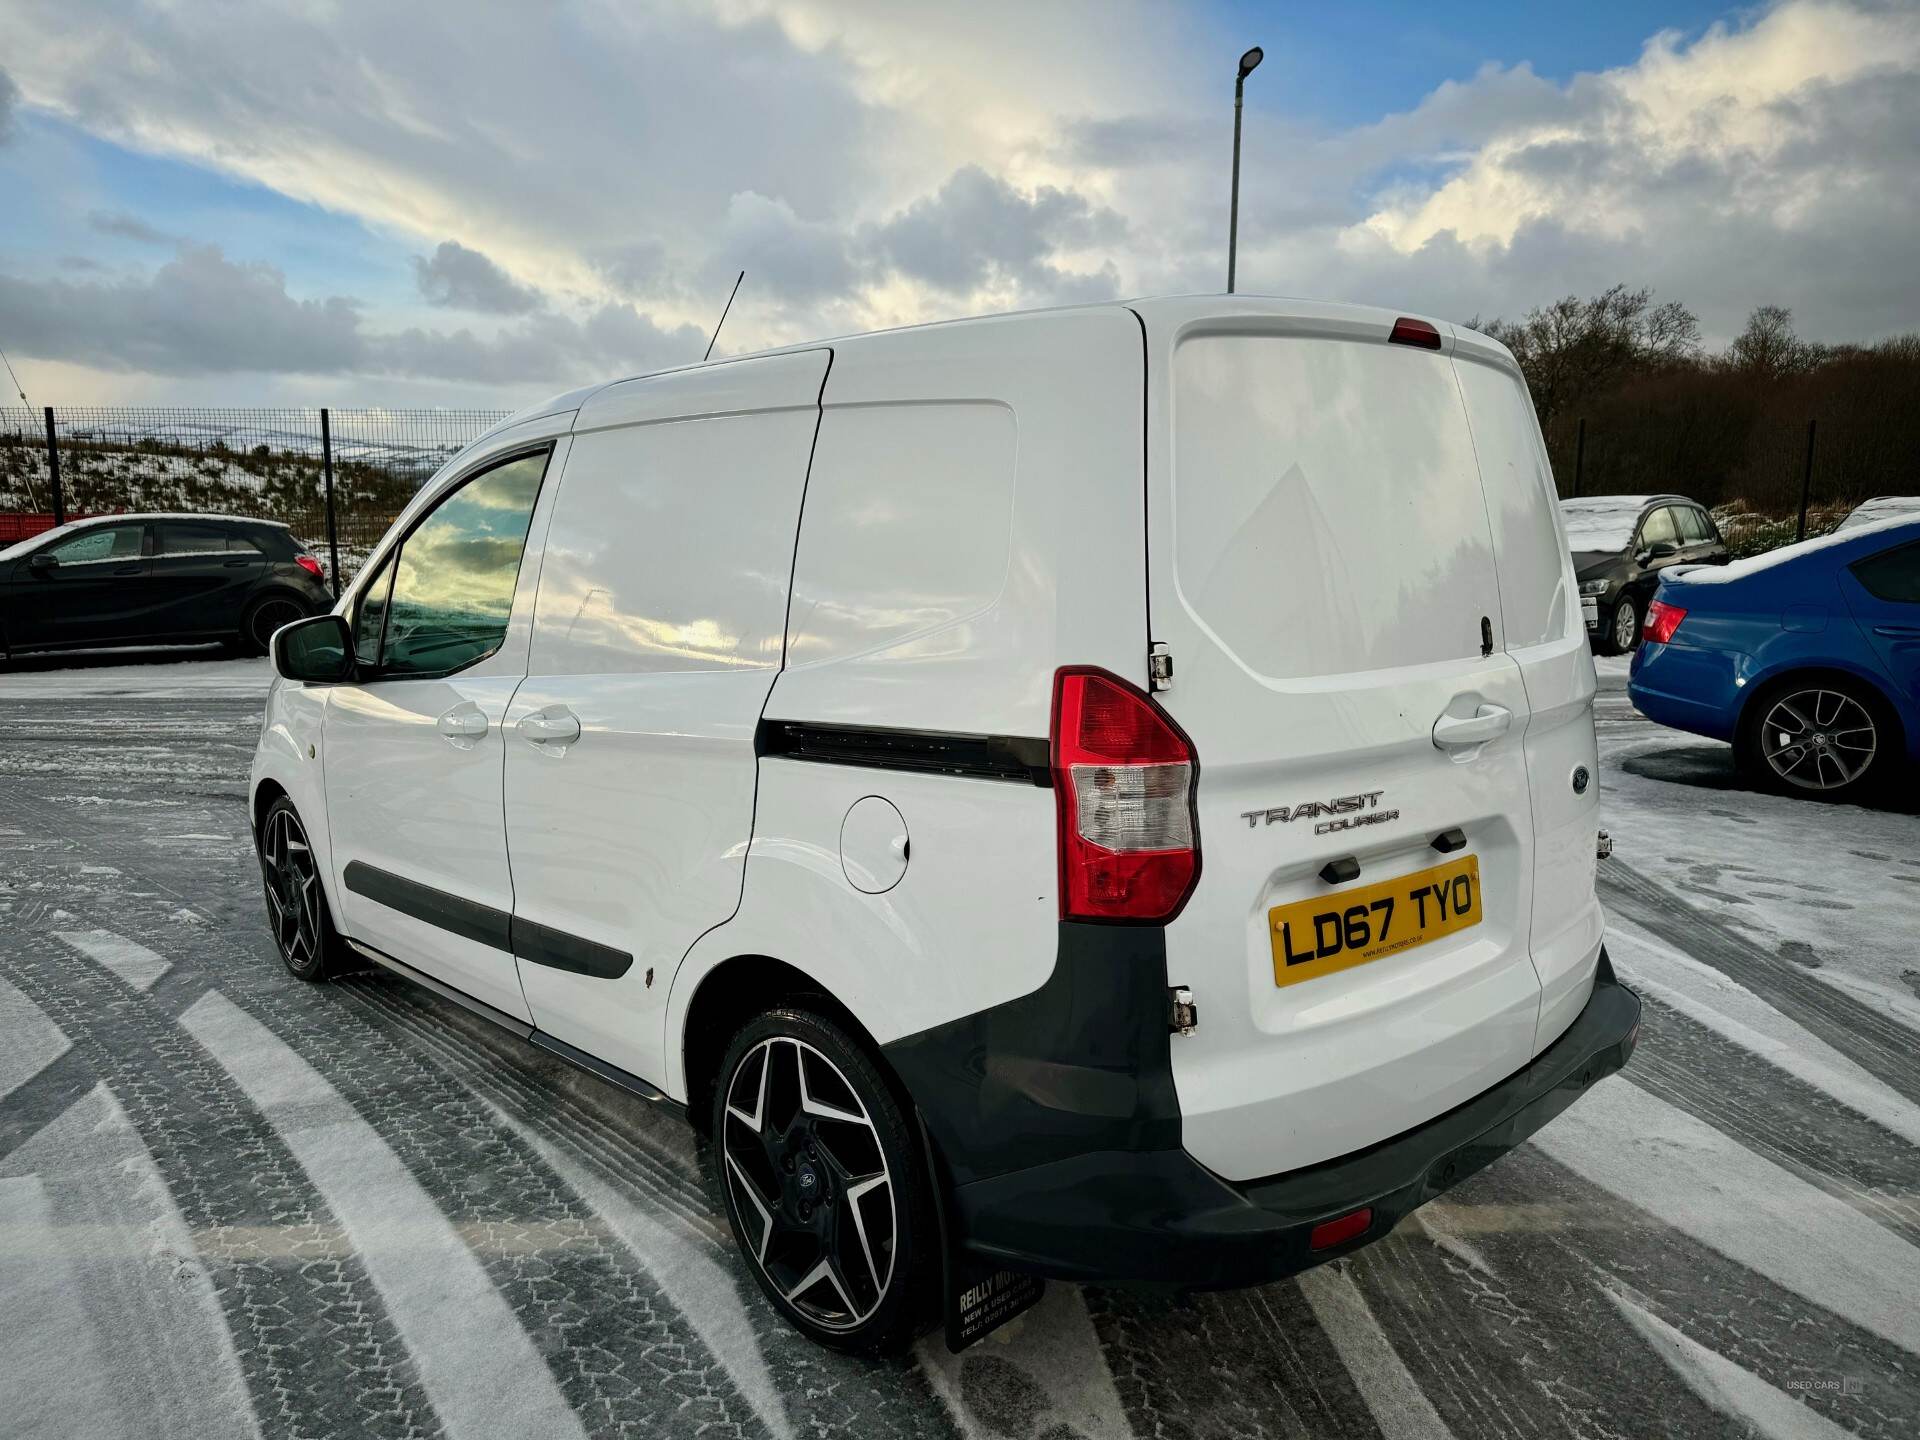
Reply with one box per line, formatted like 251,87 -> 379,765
517,709 -> 582,746
436,706 -> 488,743
1433,703 -> 1512,751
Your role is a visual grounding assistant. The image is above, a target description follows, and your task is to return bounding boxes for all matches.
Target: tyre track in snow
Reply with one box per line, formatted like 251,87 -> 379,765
1599,858 -> 1920,1105
1084,1280 -> 1382,1439
342,972 -> 969,1440
1,1085 -> 264,1440
1418,1141 -> 1919,1438
1339,1194 -> 1737,1440
0,932 -> 446,1440
1626,993 -> 1920,1247
60,900 -> 771,1440
2,769 -> 963,1440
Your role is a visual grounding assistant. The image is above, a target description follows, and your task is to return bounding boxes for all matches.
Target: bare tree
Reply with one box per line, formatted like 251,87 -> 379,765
1726,305 -> 1827,377
1478,284 -> 1700,425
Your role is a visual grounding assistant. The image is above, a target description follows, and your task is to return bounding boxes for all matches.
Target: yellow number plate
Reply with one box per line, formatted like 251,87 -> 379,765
1269,854 -> 1482,988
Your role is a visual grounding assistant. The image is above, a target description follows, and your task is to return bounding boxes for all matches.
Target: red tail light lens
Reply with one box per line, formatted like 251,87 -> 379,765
1051,668 -> 1199,923
1643,600 -> 1686,645
1388,317 -> 1443,350
295,555 -> 325,581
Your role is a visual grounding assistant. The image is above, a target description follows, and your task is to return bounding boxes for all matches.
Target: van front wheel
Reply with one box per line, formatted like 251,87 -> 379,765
711,1007 -> 936,1354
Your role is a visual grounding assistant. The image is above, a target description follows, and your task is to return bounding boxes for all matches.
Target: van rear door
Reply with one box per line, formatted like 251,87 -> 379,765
1131,299 -> 1545,1183
1450,330 -> 1604,1055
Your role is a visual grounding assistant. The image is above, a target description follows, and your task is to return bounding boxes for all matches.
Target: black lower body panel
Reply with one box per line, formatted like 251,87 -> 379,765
890,929 -> 1640,1291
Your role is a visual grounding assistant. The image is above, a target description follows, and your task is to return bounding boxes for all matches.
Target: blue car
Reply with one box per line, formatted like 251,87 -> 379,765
1629,517 -> 1920,800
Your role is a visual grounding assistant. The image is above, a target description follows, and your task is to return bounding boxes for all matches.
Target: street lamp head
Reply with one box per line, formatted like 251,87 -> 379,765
1238,46 -> 1264,80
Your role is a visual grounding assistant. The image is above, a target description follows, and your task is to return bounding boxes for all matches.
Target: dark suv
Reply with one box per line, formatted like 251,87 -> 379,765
1561,494 -> 1729,654
0,514 -> 333,660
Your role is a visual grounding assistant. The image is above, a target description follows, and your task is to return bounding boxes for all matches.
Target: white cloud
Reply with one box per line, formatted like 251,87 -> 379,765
1357,0 -> 1920,254
0,0 -> 1916,401
0,245 -> 700,383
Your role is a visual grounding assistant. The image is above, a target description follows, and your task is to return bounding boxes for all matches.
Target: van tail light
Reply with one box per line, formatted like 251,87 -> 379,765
1051,668 -> 1199,923
1388,317 -> 1443,350
295,555 -> 325,581
1643,600 -> 1687,645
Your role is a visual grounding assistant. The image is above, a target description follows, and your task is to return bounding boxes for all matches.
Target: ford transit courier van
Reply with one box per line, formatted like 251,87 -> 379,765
254,296 -> 1640,1355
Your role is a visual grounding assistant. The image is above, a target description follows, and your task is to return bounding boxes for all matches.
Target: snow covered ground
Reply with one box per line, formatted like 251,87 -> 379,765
1,651 -> 1917,1439
0,649 -> 274,698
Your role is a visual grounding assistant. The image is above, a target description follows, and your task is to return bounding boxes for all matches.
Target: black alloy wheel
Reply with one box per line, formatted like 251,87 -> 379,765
713,1008 -> 935,1353
245,595 -> 307,656
258,797 -> 338,980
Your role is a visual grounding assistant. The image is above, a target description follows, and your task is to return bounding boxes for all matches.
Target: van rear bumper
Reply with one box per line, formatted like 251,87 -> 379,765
942,950 -> 1640,1289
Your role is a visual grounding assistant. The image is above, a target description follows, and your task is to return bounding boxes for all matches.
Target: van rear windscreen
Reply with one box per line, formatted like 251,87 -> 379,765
1170,333 -> 1501,681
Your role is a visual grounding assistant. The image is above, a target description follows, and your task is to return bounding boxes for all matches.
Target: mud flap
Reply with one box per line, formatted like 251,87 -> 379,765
918,1112 -> 1044,1351
946,1255 -> 1045,1353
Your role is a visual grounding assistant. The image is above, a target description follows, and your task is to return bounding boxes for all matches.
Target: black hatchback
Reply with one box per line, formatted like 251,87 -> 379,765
0,514 -> 334,660
1560,494 -> 1729,654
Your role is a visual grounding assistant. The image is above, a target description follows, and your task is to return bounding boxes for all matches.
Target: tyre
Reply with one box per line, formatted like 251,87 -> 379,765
240,593 -> 309,657
1596,593 -> 1641,656
256,796 -> 341,980
711,1007 -> 938,1354
1735,675 -> 1898,802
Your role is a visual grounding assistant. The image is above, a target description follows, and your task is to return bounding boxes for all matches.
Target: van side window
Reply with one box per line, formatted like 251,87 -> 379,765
1851,539 -> 1920,604
379,449 -> 548,678
1676,508 -> 1712,543
1639,508 -> 1679,549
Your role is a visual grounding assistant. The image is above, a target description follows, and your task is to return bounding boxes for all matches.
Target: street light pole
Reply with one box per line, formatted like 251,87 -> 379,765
1227,45 -> 1263,294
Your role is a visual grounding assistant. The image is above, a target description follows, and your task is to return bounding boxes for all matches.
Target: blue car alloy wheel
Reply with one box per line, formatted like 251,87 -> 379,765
1751,684 -> 1880,794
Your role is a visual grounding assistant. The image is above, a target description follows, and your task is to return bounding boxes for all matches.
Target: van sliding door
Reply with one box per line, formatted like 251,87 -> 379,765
502,350 -> 829,1091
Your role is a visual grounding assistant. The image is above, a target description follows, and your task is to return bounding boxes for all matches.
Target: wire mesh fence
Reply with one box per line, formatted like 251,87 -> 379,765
0,407 -> 510,588
2,399 -> 1910,574
1540,408 -> 1914,554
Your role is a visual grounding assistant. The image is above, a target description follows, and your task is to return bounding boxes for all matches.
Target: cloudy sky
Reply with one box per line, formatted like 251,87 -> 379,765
1,0 -> 1917,408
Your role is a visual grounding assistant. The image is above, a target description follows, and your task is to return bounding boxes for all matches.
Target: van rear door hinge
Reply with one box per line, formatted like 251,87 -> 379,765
1168,986 -> 1198,1035
1147,642 -> 1173,692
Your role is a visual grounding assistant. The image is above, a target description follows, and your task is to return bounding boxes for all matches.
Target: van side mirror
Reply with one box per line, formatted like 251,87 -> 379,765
27,551 -> 58,573
272,614 -> 354,684
1641,540 -> 1678,563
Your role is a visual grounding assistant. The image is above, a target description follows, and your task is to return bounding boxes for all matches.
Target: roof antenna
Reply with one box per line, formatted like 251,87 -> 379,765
0,340 -> 45,511
704,270 -> 745,362
0,340 -> 27,405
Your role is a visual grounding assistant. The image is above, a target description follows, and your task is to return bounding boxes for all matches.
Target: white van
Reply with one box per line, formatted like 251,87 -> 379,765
254,295 -> 1640,1354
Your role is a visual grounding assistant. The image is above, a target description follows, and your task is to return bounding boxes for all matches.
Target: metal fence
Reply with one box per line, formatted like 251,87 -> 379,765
0,406 -> 511,591
1542,409 -> 1917,555
4,401 -> 1910,577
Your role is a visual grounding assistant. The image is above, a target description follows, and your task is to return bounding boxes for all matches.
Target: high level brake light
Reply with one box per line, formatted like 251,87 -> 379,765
1051,668 -> 1200,923
1643,599 -> 1686,645
1388,317 -> 1443,350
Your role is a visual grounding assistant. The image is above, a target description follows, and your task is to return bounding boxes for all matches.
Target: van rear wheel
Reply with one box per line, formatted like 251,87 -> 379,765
711,1007 -> 936,1354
